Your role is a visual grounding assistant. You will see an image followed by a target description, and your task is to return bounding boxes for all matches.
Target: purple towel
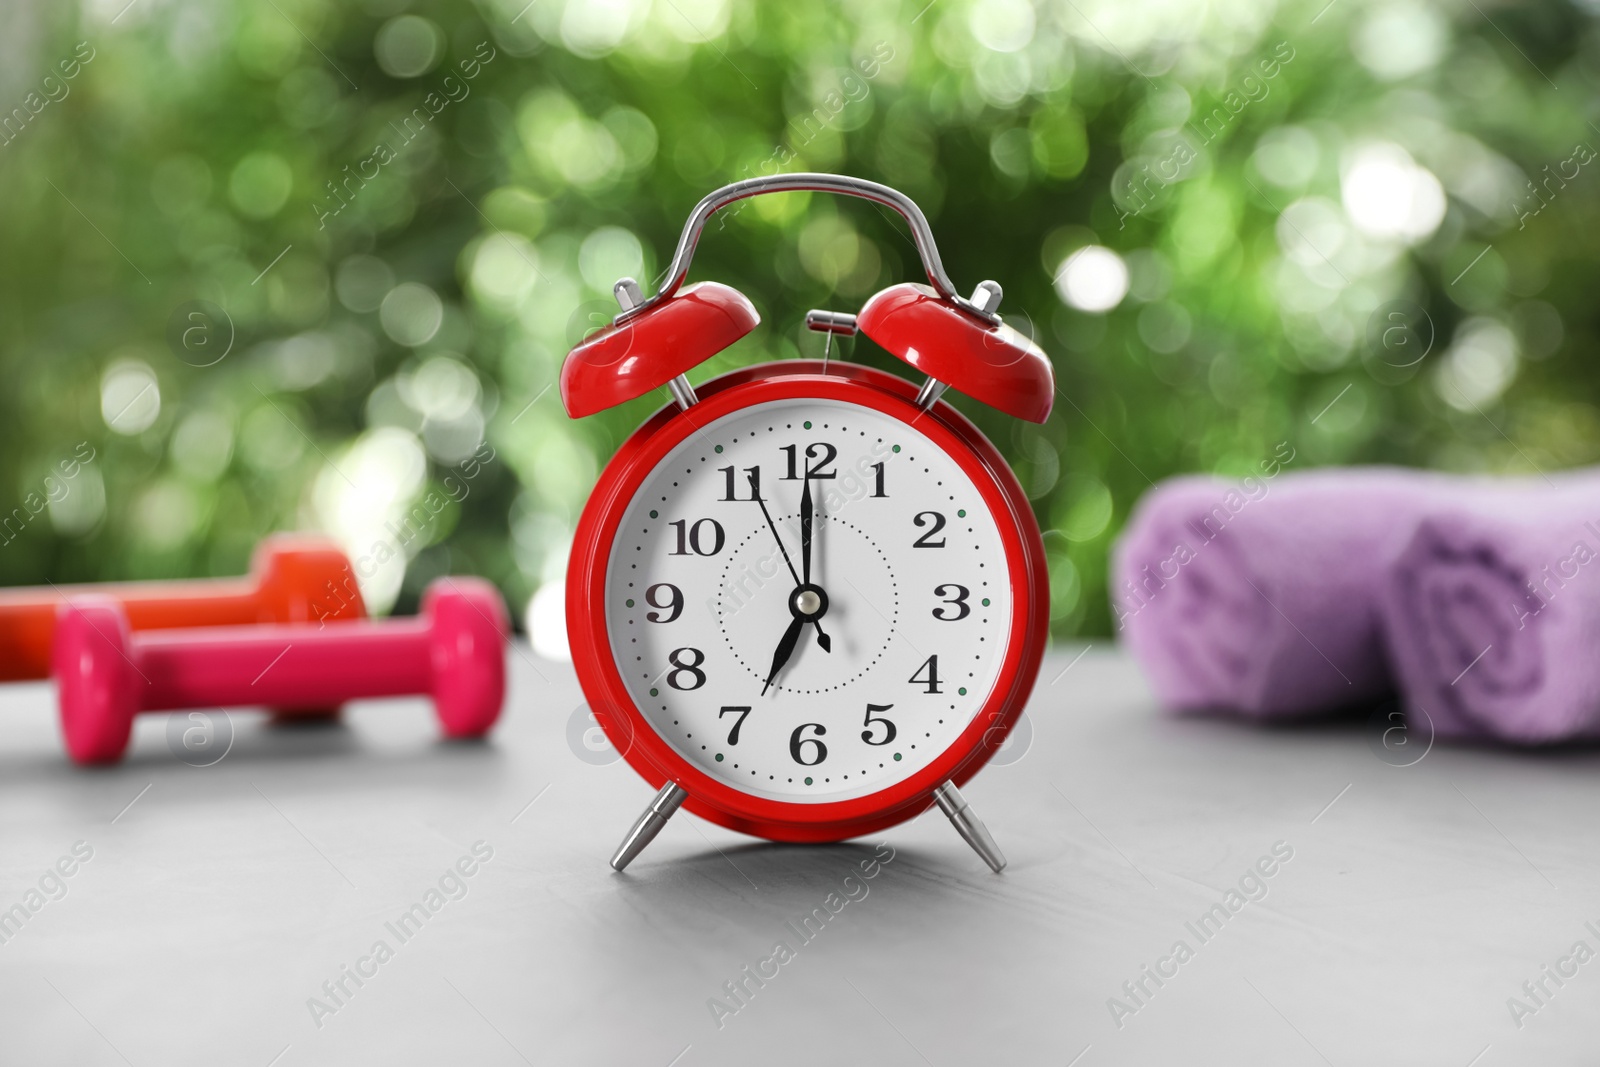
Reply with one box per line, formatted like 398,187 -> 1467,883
1112,466 -> 1456,718
1381,480 -> 1600,743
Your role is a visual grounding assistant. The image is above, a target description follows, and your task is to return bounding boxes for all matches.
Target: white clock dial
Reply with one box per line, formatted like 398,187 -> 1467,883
603,397 -> 1014,803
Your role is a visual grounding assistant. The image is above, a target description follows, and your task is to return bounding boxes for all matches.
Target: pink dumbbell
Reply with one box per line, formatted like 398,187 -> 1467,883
52,577 -> 508,765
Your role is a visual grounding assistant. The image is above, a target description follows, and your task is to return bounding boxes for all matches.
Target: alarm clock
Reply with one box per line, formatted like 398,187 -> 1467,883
561,174 -> 1052,873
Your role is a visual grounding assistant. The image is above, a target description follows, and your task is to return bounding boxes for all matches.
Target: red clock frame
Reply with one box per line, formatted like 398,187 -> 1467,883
567,360 -> 1050,843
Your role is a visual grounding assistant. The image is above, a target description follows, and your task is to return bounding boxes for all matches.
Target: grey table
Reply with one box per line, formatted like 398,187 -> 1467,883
1,645 -> 1595,1066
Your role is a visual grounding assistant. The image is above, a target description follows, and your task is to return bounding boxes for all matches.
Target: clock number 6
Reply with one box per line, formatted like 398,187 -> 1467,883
666,647 -> 706,690
789,723 -> 827,765
718,706 -> 751,745
932,584 -> 970,621
861,703 -> 897,746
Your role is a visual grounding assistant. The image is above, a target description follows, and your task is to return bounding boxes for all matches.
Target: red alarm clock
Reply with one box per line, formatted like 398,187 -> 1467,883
562,174 -> 1052,873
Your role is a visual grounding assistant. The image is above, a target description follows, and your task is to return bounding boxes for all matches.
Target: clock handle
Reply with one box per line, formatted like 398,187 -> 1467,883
562,172 -> 1051,423
934,781 -> 1007,873
627,173 -> 1000,327
610,781 -> 689,871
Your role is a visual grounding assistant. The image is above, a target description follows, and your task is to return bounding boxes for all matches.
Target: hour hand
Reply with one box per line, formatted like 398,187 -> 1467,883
762,616 -> 805,696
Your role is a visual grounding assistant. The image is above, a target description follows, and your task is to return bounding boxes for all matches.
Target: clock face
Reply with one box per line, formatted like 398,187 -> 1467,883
602,396 -> 1015,804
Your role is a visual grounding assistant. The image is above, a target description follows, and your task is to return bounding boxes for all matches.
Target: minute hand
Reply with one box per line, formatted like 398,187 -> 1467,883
800,469 -> 814,585
798,471 -> 831,652
749,473 -> 830,653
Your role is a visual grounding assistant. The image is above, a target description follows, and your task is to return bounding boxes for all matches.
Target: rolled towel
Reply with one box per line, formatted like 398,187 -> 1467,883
1381,478 -> 1600,743
1113,465 -> 1456,718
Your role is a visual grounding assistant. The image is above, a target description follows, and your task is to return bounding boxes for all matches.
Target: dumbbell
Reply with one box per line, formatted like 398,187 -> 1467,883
52,577 -> 507,764
0,534 -> 364,682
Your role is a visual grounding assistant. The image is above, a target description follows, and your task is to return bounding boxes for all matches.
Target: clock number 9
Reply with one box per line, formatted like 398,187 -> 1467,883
932,584 -> 970,621
789,723 -> 827,765
644,583 -> 682,623
666,647 -> 706,690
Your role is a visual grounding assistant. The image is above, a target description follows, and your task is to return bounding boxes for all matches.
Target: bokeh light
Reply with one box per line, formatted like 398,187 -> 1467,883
1055,246 -> 1129,313
5,0 -> 1597,641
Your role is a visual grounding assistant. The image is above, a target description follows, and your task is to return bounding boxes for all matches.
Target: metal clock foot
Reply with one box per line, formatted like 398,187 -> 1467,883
611,782 -> 689,871
934,781 -> 1006,873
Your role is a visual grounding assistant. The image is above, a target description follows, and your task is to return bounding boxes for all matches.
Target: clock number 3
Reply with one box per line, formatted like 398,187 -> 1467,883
932,584 -> 970,621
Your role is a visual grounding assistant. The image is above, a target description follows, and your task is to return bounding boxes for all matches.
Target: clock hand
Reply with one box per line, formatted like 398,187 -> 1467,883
749,472 -> 831,652
800,471 -> 813,585
799,471 -> 831,653
750,472 -> 801,586
762,616 -> 805,695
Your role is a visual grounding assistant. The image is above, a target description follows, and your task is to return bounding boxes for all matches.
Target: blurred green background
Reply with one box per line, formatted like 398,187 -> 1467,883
1,0 -> 1596,649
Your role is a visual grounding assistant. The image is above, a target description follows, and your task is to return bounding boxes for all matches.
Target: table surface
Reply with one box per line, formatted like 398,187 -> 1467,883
2,644 -> 1596,1067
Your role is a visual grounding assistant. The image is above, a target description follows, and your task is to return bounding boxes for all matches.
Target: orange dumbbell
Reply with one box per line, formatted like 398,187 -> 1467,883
0,534 -> 364,682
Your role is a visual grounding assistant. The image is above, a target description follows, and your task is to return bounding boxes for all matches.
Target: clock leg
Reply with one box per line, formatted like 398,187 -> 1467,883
610,782 -> 689,871
933,781 -> 1006,873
